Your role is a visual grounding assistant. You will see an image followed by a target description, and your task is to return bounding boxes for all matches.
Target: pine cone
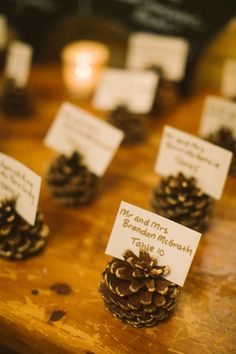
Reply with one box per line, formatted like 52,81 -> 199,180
146,65 -> 180,114
108,105 -> 147,144
99,249 -> 179,328
206,127 -> 236,177
1,78 -> 32,117
0,198 -> 49,260
46,151 -> 98,207
151,173 -> 212,232
155,80 -> 180,114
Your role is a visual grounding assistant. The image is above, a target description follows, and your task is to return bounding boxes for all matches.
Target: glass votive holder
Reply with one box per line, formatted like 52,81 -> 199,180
61,40 -> 109,100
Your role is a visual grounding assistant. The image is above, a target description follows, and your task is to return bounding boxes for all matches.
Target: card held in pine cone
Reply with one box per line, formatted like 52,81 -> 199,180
105,201 -> 201,287
0,154 -> 48,260
199,96 -> 236,176
44,102 -> 124,177
0,152 -> 41,225
155,126 -> 232,200
199,96 -> 236,138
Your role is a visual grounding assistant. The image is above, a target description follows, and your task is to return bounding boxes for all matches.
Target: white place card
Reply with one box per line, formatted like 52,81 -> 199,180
199,95 -> 236,137
93,68 -> 159,113
5,41 -> 33,87
155,126 -> 232,200
106,201 -> 201,287
126,32 -> 189,81
44,102 -> 124,177
0,153 -> 41,225
0,15 -> 7,49
221,59 -> 236,99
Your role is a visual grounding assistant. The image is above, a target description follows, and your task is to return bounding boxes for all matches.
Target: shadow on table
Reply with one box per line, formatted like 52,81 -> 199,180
0,345 -> 18,354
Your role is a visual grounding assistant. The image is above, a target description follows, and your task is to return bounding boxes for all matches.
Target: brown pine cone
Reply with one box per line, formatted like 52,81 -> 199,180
0,198 -> 49,260
206,127 -> 236,177
99,249 -> 179,328
0,78 -> 32,117
108,105 -> 147,144
155,80 -> 180,114
151,173 -> 212,232
46,151 -> 98,207
146,65 -> 180,115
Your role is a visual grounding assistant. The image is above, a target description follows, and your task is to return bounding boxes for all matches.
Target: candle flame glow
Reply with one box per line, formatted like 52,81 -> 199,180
75,62 -> 92,79
76,52 -> 93,63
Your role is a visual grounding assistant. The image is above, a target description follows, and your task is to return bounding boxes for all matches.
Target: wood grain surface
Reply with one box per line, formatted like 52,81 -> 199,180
0,65 -> 235,354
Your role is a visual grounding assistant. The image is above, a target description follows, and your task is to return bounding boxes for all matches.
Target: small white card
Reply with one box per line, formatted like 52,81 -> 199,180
5,41 -> 33,87
126,32 -> 189,81
44,102 -> 124,177
155,126 -> 232,200
221,59 -> 236,99
0,153 -> 41,225
0,15 -> 7,49
199,95 -> 236,137
93,68 -> 158,113
106,201 -> 201,287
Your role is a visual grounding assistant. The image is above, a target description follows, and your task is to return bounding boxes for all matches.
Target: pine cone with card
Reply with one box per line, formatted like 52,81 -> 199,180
108,105 -> 147,144
99,249 -> 179,328
205,127 -> 236,177
1,78 -> 32,117
46,151 -> 98,207
0,198 -> 49,260
151,173 -> 213,232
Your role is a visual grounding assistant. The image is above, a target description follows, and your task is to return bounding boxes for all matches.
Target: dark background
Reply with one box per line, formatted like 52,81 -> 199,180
1,0 -> 236,57
1,0 -> 236,92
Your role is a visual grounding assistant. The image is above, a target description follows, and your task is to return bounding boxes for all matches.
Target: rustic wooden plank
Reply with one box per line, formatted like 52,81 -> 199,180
0,65 -> 235,354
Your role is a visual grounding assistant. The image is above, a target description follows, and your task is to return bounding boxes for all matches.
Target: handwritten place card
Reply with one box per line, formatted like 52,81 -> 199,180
93,68 -> 159,113
44,102 -> 124,177
221,59 -> 236,99
126,32 -> 189,81
5,41 -> 33,87
106,201 -> 201,286
0,15 -> 7,49
0,153 -> 41,225
199,96 -> 236,137
155,126 -> 232,200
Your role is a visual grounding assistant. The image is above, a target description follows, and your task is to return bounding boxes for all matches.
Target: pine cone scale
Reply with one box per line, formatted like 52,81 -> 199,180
126,295 -> 141,310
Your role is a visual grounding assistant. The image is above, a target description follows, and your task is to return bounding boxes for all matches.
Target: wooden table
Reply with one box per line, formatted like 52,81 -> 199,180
0,65 -> 235,354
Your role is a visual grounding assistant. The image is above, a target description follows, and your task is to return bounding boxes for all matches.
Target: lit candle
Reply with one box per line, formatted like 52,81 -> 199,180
61,41 -> 109,100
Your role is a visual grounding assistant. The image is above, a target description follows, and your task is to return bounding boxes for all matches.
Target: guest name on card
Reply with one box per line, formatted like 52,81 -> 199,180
0,153 -> 41,225
155,126 -> 232,199
44,102 -> 124,176
106,201 -> 201,286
